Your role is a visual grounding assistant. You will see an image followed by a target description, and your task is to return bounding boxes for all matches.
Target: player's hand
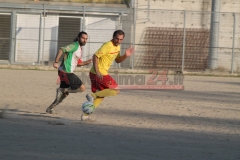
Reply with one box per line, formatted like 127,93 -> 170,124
53,62 -> 58,69
88,59 -> 92,64
125,46 -> 134,57
96,71 -> 103,80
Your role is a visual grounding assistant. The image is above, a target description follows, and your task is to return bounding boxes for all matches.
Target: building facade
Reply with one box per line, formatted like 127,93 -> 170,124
1,0 -> 240,72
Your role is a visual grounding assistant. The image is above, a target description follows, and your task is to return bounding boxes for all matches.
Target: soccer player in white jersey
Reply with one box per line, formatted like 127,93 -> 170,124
46,31 -> 92,114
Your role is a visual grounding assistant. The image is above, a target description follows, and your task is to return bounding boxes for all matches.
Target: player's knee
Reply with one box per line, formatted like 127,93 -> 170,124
114,89 -> 120,94
80,85 -> 85,92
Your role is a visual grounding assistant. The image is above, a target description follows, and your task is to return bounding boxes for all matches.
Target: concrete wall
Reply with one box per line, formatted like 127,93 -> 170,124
133,0 -> 240,72
15,13 -> 59,63
14,13 -> 118,63
136,0 -> 240,12
84,15 -> 117,61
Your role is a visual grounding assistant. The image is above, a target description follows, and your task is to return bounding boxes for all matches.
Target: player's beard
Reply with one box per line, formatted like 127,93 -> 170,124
79,41 -> 86,46
113,42 -> 119,46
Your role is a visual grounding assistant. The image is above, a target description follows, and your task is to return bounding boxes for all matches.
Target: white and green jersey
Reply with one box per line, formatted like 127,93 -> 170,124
59,41 -> 82,73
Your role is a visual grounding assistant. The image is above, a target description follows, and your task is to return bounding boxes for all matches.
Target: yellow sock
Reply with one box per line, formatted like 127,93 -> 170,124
94,98 -> 104,108
92,89 -> 117,98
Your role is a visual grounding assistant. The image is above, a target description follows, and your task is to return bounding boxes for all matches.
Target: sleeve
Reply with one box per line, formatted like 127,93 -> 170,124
94,42 -> 111,58
77,58 -> 82,65
60,42 -> 77,53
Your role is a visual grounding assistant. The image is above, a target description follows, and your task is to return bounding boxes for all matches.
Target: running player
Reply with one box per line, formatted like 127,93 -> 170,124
46,31 -> 92,114
82,30 -> 134,120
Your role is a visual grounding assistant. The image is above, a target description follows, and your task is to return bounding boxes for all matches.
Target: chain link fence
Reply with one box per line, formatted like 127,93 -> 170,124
132,9 -> 240,73
0,6 -> 240,73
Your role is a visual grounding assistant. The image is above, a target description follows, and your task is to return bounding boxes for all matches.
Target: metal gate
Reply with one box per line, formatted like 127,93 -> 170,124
0,13 -> 11,62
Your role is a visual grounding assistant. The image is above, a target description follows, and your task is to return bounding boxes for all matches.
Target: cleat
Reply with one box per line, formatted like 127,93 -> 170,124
46,104 -> 55,114
86,94 -> 94,102
81,114 -> 95,122
46,88 -> 68,114
81,113 -> 89,121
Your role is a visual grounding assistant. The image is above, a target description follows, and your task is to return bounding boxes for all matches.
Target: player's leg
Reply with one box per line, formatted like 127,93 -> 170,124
81,97 -> 104,120
93,97 -> 104,108
82,73 -> 119,120
68,84 -> 85,93
81,73 -> 104,121
86,74 -> 119,102
46,71 -> 69,114
47,72 -> 84,114
87,89 -> 119,101
67,73 -> 84,93
57,72 -> 83,102
46,88 -> 68,114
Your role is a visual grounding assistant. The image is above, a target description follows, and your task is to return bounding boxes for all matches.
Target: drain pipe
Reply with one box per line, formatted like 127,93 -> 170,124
208,0 -> 220,69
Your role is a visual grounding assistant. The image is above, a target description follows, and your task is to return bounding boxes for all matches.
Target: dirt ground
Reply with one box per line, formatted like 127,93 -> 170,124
0,69 -> 240,160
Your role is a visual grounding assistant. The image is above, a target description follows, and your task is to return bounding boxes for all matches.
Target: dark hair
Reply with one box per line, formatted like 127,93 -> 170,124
113,30 -> 125,38
74,31 -> 88,42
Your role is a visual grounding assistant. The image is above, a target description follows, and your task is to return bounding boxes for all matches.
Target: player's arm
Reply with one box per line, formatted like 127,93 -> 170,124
54,43 -> 76,68
92,54 -> 102,78
53,49 -> 64,69
77,59 -> 92,66
93,43 -> 110,79
115,46 -> 134,63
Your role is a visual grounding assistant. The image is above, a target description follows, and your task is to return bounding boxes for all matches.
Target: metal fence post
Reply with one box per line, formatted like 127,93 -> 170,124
41,4 -> 46,65
182,10 -> 186,72
208,0 -> 220,69
10,10 -> 16,64
132,7 -> 136,69
231,12 -> 236,74
83,6 -> 86,61
83,6 -> 86,31
38,13 -> 42,64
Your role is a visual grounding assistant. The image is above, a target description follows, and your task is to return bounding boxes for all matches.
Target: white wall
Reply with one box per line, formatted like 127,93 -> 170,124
42,14 -> 59,62
15,13 -> 118,64
15,13 -> 59,63
15,13 -> 40,62
84,16 -> 117,61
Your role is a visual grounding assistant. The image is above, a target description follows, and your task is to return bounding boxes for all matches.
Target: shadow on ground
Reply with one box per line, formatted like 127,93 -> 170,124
0,109 -> 239,160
